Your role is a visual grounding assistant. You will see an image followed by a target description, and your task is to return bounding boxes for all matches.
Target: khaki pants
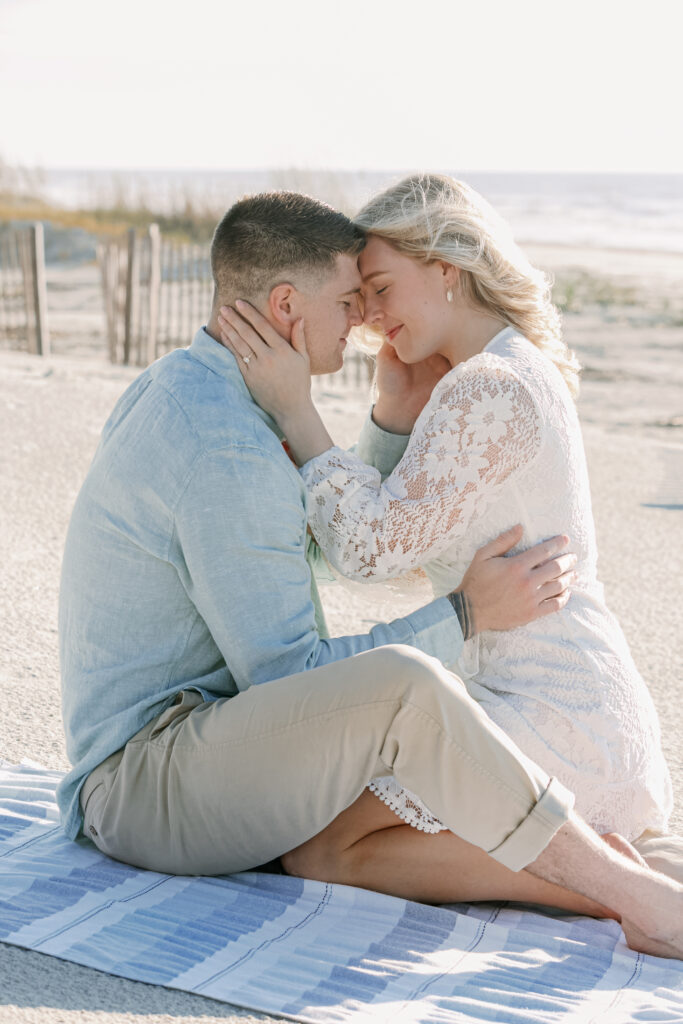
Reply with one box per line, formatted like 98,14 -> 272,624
80,645 -> 574,876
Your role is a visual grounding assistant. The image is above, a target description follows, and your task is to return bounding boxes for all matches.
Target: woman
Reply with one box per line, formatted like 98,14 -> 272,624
218,173 -> 677,895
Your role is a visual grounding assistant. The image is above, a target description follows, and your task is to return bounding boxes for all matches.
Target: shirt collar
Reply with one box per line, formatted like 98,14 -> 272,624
189,327 -> 283,439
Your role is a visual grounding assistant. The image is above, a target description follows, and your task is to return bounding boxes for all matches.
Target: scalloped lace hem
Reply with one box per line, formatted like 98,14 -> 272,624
367,779 -> 448,834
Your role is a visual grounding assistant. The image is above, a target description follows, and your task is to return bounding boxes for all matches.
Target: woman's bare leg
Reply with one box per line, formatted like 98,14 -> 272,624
282,790 -> 615,918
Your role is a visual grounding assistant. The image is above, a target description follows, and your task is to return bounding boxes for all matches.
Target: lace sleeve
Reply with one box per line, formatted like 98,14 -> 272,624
301,357 -> 543,582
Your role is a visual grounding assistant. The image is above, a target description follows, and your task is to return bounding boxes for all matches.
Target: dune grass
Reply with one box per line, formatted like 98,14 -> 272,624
2,160 -> 681,324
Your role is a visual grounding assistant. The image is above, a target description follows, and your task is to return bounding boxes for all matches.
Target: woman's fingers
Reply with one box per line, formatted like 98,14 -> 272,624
291,317 -> 308,358
219,334 -> 250,381
217,316 -> 260,366
233,299 -> 290,350
218,307 -> 270,357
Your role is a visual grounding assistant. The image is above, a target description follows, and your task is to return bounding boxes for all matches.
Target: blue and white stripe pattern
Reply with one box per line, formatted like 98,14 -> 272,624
1,761 -> 681,1022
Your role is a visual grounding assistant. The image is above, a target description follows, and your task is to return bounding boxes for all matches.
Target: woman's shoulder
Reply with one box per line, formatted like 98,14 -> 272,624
439,325 -> 562,402
422,333 -> 546,441
433,340 -> 534,406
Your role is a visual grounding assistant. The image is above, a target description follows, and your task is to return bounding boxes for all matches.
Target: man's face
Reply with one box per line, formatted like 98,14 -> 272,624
294,254 -> 363,375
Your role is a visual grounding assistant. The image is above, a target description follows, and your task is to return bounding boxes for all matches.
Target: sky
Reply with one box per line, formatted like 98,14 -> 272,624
1,0 -> 682,174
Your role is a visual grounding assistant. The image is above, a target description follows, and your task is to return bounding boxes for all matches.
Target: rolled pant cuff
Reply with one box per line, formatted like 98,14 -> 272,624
487,777 -> 575,872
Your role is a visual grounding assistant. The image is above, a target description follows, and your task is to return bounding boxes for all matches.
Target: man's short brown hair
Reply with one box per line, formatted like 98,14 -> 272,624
210,191 -> 366,303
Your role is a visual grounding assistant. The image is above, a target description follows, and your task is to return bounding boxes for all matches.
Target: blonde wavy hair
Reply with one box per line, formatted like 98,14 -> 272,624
351,173 -> 580,398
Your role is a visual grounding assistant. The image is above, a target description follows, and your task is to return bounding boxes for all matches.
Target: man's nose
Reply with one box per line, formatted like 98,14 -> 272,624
346,294 -> 364,328
348,305 -> 364,328
362,296 -> 383,325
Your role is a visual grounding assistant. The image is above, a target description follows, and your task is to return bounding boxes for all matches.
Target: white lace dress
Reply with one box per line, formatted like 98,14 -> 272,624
302,327 -> 672,840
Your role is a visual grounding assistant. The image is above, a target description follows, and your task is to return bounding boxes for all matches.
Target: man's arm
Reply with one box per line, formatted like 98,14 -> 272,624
353,409 -> 409,480
173,444 -> 465,691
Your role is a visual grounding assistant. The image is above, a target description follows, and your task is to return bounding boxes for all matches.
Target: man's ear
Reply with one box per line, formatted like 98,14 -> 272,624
268,283 -> 299,335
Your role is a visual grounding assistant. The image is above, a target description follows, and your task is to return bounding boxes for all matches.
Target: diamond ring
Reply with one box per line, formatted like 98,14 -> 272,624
243,355 -> 251,366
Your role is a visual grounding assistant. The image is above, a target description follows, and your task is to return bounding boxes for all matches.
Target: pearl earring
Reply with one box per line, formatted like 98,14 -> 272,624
446,288 -> 453,303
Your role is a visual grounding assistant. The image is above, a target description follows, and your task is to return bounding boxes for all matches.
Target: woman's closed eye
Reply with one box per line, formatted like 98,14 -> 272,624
376,286 -> 388,295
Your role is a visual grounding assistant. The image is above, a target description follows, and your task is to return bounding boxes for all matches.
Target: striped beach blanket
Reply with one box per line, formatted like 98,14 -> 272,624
1,760 -> 681,1022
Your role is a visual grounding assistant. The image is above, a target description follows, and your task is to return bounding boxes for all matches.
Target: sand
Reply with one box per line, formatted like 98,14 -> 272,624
1,245 -> 682,1022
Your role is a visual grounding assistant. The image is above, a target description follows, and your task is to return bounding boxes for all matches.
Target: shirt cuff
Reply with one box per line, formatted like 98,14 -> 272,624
354,409 -> 411,480
405,596 -> 465,670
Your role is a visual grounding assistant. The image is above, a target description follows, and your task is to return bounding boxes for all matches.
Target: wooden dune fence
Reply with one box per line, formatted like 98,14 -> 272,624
98,226 -> 213,366
98,225 -> 374,384
0,223 -> 50,355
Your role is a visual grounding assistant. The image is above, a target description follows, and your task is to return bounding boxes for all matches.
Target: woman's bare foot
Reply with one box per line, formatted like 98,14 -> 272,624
601,832 -> 648,869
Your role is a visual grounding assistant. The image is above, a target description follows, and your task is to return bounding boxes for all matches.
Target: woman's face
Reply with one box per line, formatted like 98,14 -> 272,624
358,235 -> 455,363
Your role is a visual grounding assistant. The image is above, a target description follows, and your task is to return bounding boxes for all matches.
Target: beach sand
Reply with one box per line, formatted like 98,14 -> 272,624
1,245 -> 681,1023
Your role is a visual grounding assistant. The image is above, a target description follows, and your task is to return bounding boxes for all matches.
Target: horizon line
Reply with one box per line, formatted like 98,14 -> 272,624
13,165 -> 683,178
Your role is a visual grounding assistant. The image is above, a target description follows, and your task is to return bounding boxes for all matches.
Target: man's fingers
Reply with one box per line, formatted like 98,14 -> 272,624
534,589 -> 571,617
537,570 -> 575,602
519,534 -> 570,570
532,552 -> 577,584
476,524 -> 524,560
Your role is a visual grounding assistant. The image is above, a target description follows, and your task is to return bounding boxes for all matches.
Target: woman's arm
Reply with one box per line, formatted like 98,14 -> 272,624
301,360 -> 545,582
217,303 -> 334,464
370,343 -> 451,435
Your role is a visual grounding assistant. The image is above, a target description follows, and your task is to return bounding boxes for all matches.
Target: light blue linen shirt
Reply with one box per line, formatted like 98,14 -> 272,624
57,328 -> 463,839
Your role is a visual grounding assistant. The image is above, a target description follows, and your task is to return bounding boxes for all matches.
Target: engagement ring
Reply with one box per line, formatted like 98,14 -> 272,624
243,355 -> 251,365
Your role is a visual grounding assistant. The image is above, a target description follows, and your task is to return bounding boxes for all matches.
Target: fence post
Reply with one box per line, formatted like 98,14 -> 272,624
179,243 -> 190,343
0,233 -> 9,341
147,224 -> 161,365
17,229 -> 37,353
123,227 -> 138,366
97,241 -> 118,362
28,222 -> 50,356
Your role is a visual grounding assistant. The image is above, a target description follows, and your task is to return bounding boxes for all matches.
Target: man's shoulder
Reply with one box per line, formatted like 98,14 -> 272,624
148,347 -> 282,457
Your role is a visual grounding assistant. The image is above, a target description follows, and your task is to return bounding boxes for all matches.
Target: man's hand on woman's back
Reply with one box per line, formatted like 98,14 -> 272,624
452,525 -> 576,638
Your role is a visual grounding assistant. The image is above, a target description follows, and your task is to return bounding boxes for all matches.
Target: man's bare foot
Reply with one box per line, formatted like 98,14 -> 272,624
620,881 -> 683,959
608,867 -> 683,960
528,814 -> 683,960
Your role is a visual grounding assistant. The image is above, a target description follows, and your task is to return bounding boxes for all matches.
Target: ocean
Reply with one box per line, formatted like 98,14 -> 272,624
36,168 -> 683,255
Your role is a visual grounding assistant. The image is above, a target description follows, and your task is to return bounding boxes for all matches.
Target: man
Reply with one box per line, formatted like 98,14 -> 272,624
58,192 -> 683,958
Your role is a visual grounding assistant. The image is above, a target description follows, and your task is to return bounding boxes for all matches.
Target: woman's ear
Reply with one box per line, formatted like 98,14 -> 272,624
268,283 -> 298,329
439,262 -> 460,289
